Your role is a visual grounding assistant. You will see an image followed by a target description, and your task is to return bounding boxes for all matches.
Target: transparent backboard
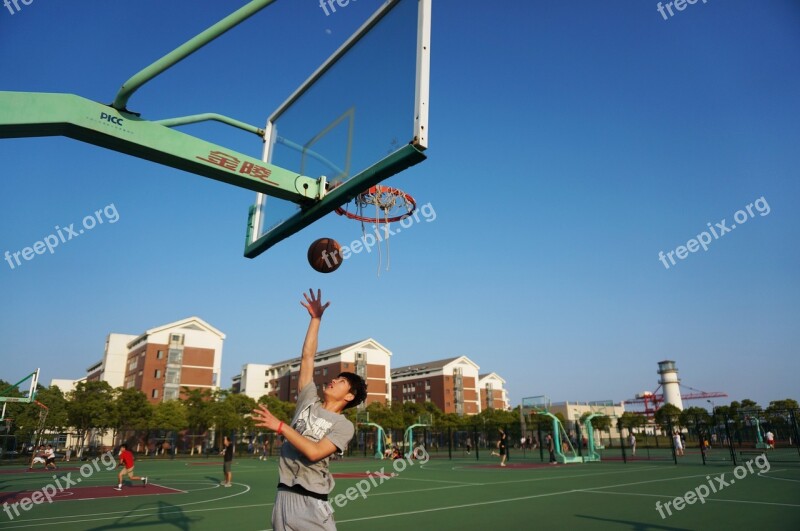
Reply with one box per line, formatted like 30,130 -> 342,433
245,0 -> 431,258
522,395 -> 552,413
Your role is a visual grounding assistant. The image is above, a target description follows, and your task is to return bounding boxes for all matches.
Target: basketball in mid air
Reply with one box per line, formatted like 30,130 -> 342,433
307,238 -> 343,273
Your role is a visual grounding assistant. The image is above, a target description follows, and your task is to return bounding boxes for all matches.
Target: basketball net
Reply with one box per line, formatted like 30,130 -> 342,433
336,185 -> 416,276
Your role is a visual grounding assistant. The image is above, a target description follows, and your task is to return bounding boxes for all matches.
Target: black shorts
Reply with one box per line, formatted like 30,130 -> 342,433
46,457 -> 56,464
499,447 -> 506,456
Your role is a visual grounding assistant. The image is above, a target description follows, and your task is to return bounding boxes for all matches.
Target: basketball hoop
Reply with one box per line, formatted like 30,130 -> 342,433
335,185 -> 416,223
334,185 -> 416,275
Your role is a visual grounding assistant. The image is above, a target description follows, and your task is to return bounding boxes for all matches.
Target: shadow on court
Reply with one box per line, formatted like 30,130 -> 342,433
575,515 -> 693,530
86,501 -> 199,531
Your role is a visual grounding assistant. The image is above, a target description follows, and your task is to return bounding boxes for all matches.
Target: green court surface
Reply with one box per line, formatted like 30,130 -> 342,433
1,453 -> 798,530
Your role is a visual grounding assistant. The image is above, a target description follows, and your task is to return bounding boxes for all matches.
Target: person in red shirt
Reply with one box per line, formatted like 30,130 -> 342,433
115,443 -> 147,491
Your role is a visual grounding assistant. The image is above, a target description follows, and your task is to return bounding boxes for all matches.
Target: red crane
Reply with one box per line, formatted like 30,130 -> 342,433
624,384 -> 727,417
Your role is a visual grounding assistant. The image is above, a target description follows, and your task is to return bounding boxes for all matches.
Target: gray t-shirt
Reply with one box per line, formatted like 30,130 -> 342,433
278,382 -> 355,495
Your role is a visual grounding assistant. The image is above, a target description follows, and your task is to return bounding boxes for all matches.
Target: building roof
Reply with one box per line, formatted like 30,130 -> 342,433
264,338 -> 390,370
126,316 -> 226,348
478,372 -> 507,384
391,356 -> 479,378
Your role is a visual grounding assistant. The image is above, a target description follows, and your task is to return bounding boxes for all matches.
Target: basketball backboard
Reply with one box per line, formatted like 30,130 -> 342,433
244,0 -> 431,258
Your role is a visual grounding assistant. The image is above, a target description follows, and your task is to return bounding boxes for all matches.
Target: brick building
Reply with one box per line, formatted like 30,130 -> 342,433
121,317 -> 224,403
390,356 -> 481,415
70,317 -> 225,404
232,338 -> 391,406
478,372 -> 510,410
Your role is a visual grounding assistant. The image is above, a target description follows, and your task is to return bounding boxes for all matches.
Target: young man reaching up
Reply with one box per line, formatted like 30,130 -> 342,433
253,289 -> 367,531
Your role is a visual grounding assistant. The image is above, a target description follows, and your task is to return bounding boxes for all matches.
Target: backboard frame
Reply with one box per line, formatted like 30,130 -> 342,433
244,0 -> 431,258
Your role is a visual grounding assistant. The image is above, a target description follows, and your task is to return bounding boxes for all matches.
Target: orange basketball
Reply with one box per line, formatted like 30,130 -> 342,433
307,238 -> 343,273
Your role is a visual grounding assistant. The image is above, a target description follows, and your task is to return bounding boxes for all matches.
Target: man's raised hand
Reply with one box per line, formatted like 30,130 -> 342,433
300,289 -> 330,319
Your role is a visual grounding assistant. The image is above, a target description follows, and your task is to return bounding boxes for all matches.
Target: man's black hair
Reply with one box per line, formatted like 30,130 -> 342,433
338,372 -> 367,410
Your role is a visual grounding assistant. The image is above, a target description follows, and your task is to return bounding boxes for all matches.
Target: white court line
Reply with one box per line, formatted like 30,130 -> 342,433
580,489 -> 800,508
2,482 -> 252,528
1,466 -> 694,529
391,476 -> 481,485
1,502 -> 273,530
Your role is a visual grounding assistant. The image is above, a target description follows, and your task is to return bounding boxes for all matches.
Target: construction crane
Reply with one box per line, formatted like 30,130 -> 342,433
624,384 -> 727,417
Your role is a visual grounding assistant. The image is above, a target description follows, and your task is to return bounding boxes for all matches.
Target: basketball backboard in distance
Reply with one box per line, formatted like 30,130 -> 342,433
244,0 -> 431,258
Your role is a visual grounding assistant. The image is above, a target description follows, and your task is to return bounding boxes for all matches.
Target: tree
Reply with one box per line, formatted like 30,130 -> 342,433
151,400 -> 188,434
67,381 -> 115,456
183,387 -> 213,438
210,391 -> 256,446
620,412 -> 647,434
257,395 -> 296,424
765,399 -> 799,432
12,385 -> 70,446
654,404 -> 682,433
110,387 -> 152,446
680,406 -> 711,427
766,399 -> 799,411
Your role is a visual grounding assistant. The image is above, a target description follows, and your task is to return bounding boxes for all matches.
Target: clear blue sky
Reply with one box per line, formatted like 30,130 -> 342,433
1,0 -> 798,410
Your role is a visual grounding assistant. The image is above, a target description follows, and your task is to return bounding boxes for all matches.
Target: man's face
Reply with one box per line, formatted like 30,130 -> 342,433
324,376 -> 354,404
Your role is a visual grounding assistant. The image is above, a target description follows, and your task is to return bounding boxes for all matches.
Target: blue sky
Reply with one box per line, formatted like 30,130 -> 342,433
1,0 -> 798,410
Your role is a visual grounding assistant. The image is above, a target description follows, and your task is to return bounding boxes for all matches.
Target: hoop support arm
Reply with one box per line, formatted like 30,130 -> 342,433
154,113 -> 264,137
0,91 -> 324,203
112,0 -> 279,111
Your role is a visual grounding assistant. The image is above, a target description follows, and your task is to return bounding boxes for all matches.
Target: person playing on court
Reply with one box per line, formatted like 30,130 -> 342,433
252,289 -> 367,531
115,443 -> 147,490
491,428 -> 508,466
220,435 -> 234,486
29,445 -> 46,470
44,444 -> 58,470
546,434 -> 557,464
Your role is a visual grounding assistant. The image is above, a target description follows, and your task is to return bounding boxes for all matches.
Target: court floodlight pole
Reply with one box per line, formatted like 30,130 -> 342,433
112,0 -> 280,112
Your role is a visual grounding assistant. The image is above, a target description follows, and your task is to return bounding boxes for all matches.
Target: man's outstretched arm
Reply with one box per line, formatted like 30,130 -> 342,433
297,289 -> 329,391
252,403 -> 339,462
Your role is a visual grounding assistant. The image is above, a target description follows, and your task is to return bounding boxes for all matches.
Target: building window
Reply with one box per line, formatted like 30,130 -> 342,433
164,388 -> 178,401
152,389 -> 159,398
128,357 -> 138,371
155,369 -> 161,378
170,334 -> 184,345
323,367 -> 328,376
167,348 -> 182,364
157,350 -> 164,359
165,368 -> 181,385
264,382 -> 270,388
314,369 -> 320,375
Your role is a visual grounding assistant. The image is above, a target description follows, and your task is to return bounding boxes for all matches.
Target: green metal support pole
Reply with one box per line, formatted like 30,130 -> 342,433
113,0 -> 279,111
0,92 -> 322,202
155,114 -> 264,137
0,371 -> 37,398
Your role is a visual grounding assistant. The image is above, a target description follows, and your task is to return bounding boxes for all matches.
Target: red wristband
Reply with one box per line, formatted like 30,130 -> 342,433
277,422 -> 284,435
